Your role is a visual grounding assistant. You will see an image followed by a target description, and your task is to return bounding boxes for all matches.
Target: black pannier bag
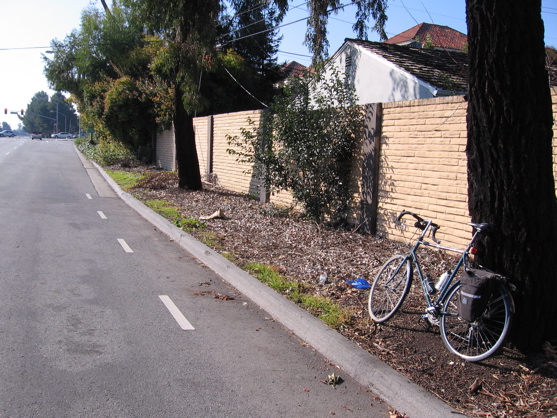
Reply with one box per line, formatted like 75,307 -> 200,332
458,269 -> 497,323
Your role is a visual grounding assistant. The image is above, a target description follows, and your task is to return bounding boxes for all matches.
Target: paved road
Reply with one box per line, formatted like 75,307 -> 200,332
0,138 -> 389,417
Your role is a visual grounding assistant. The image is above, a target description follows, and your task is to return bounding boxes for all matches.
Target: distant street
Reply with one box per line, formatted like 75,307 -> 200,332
0,137 -> 388,417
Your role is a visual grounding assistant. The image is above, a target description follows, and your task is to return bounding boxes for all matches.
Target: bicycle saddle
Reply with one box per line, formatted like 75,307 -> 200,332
468,222 -> 489,231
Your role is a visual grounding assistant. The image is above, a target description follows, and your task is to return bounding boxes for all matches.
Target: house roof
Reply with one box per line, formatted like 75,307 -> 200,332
281,61 -> 307,77
345,39 -> 468,93
385,23 -> 467,51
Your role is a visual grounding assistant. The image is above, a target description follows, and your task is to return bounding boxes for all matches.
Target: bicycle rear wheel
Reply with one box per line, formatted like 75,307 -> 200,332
368,255 -> 412,323
440,282 -> 513,362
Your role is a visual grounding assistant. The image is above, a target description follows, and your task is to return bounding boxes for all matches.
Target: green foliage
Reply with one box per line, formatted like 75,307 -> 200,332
176,218 -> 206,230
305,0 -> 388,64
144,200 -> 182,219
20,91 -> 77,136
103,77 -> 156,149
103,169 -> 145,191
75,137 -> 139,166
245,263 -> 303,295
43,4 -> 157,155
229,68 -> 364,225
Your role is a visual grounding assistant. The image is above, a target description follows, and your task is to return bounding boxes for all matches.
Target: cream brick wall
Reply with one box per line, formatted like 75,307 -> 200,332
153,88 -> 557,250
211,110 -> 266,197
378,89 -> 557,250
377,96 -> 470,249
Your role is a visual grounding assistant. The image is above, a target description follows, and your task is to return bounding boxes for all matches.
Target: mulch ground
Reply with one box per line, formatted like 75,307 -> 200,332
117,167 -> 556,417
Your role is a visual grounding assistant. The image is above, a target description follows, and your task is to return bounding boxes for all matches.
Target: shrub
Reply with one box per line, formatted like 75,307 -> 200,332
75,137 -> 139,166
229,68 -> 363,226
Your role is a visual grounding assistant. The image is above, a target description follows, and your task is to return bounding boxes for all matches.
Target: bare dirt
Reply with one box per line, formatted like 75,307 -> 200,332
120,167 -> 556,417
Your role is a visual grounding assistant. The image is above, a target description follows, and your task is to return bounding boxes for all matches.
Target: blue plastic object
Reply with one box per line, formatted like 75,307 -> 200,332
346,278 -> 371,289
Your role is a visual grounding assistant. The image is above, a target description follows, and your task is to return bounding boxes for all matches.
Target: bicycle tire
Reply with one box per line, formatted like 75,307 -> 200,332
368,255 -> 412,323
440,281 -> 513,362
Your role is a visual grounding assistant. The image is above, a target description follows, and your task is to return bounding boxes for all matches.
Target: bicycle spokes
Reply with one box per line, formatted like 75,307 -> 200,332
440,283 -> 512,362
368,255 -> 412,323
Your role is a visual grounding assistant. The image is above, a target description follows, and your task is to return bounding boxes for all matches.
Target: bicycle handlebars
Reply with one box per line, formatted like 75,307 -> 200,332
396,210 -> 441,244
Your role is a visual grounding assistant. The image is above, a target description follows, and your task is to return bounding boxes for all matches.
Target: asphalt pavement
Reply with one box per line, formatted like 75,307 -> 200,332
77,147 -> 461,418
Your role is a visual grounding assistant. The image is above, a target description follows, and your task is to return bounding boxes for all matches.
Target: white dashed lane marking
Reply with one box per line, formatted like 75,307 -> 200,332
159,295 -> 195,331
97,211 -> 107,219
117,238 -> 134,253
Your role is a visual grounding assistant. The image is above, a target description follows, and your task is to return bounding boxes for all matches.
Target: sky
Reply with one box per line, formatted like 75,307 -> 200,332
1,0 -> 556,130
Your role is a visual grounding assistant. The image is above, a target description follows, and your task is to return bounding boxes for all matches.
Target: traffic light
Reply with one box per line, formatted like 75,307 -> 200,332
20,110 -> 24,116
4,109 -> 6,114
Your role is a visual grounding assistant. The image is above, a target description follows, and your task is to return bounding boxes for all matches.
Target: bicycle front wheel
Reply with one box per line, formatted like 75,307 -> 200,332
368,255 -> 412,323
440,282 -> 513,362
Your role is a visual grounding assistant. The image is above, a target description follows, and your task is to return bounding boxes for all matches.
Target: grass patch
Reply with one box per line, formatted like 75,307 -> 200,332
244,262 -> 348,329
144,200 -> 181,219
299,294 -> 348,328
176,218 -> 206,230
220,251 -> 237,262
197,231 -> 221,249
106,170 -> 145,191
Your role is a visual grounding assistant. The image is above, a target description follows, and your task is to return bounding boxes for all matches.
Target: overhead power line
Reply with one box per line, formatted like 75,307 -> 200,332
223,67 -> 268,108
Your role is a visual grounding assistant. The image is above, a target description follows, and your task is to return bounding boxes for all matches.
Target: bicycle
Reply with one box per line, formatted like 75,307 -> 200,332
368,210 -> 514,362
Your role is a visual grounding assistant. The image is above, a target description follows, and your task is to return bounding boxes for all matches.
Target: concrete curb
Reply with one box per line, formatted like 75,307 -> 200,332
89,158 -> 460,418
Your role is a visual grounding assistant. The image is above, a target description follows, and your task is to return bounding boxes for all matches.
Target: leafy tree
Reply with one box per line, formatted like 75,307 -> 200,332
224,0 -> 283,72
216,0 -> 285,107
2,122 -> 11,131
51,92 -> 78,134
21,92 -> 55,135
44,4 -> 157,152
466,0 -> 556,351
21,92 -> 77,135
123,0 -> 222,190
198,49 -> 272,115
103,77 -> 156,150
304,0 -> 388,63
123,0 -> 384,190
229,69 -> 364,225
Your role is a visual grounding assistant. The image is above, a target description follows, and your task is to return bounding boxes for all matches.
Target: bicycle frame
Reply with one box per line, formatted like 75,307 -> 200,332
399,218 -> 484,310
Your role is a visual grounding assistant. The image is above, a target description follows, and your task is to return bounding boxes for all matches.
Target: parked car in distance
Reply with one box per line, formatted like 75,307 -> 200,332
51,132 -> 73,139
30,132 -> 43,140
0,130 -> 16,137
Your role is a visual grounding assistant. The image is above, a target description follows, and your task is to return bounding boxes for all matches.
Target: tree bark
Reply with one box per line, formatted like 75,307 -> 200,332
466,0 -> 557,351
174,86 -> 202,190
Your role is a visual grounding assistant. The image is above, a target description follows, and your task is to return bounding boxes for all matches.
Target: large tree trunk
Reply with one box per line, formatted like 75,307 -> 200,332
174,86 -> 202,190
466,0 -> 557,351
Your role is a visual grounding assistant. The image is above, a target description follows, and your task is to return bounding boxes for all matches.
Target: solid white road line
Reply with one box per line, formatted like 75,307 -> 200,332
117,238 -> 134,253
97,211 -> 107,219
159,295 -> 195,331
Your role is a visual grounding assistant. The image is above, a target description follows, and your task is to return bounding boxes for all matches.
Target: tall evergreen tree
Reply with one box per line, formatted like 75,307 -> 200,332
226,0 -> 283,76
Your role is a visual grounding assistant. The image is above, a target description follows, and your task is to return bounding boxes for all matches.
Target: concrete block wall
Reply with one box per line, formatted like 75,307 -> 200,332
377,96 -> 470,249
211,110 -> 266,197
156,88 -> 557,251
155,128 -> 176,170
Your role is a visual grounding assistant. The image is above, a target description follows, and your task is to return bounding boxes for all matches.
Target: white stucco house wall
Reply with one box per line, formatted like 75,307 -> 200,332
325,38 -> 468,105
